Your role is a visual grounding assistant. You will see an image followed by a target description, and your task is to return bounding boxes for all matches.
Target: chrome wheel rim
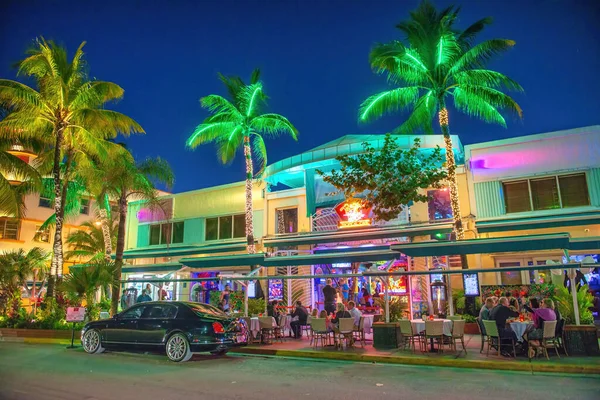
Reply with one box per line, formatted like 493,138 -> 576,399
83,330 -> 100,353
167,335 -> 186,360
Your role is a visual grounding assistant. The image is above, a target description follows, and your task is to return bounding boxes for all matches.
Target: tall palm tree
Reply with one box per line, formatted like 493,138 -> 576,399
186,70 -> 298,253
0,38 -> 144,297
65,214 -> 118,262
359,1 -> 523,239
99,152 -> 174,315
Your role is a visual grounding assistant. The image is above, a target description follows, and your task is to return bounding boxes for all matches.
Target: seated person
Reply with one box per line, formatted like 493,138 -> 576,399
523,298 -> 556,341
331,302 -> 352,331
347,301 -> 362,328
492,297 -> 519,355
307,308 -> 319,325
289,301 -> 309,339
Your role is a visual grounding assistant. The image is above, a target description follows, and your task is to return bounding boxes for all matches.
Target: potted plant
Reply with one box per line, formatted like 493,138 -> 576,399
372,297 -> 407,349
555,284 -> 598,356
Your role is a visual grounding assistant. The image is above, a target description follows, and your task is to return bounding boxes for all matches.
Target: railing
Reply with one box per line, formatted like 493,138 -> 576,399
311,206 -> 410,232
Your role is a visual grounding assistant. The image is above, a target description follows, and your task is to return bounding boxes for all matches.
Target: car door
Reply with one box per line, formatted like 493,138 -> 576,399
136,304 -> 178,346
107,304 -> 146,344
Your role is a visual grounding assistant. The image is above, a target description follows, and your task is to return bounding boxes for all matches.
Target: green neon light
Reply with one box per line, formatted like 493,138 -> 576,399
361,92 -> 388,120
186,123 -> 216,146
437,37 -> 443,65
425,91 -> 432,107
247,86 -> 262,117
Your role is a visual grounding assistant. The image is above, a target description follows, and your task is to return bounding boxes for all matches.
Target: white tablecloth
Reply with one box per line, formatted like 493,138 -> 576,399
411,319 -> 453,336
362,315 -> 374,334
249,317 -> 277,336
510,321 -> 533,342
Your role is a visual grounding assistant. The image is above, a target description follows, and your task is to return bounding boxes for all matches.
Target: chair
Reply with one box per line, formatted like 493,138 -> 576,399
399,319 -> 422,352
336,318 -> 355,350
241,317 -> 256,343
450,319 -> 467,354
539,320 -> 559,360
258,316 -> 275,345
425,320 -> 445,353
476,318 -> 488,353
311,318 -> 332,349
483,320 -> 516,357
352,317 -> 366,347
273,316 -> 286,343
555,318 -> 569,356
447,315 -> 462,321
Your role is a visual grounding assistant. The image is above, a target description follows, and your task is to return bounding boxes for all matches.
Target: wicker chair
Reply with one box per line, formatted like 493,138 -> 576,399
555,318 -> 569,356
476,318 -> 488,353
258,316 -> 276,345
450,319 -> 467,354
352,317 -> 366,347
483,320 -> 516,357
273,316 -> 286,343
539,320 -> 559,360
446,315 -> 462,321
399,319 -> 422,352
311,318 -> 332,349
336,318 -> 355,350
425,320 -> 445,353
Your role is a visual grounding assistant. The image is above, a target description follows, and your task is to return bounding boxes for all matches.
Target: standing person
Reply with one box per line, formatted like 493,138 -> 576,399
145,283 -> 153,301
322,279 -> 337,315
220,284 -> 231,313
289,301 -> 309,339
341,278 -> 350,303
136,289 -> 151,303
120,289 -> 128,310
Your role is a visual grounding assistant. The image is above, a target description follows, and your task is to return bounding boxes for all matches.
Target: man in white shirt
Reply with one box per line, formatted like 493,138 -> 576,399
347,301 -> 362,327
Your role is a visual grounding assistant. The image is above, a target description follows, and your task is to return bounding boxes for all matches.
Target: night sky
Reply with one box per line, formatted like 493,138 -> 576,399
2,0 -> 599,193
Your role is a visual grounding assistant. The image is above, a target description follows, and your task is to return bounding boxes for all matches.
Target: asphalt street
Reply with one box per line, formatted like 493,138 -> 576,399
0,343 -> 598,400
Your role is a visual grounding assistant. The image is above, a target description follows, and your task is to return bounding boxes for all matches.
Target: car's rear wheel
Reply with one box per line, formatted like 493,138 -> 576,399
166,333 -> 192,362
82,329 -> 105,354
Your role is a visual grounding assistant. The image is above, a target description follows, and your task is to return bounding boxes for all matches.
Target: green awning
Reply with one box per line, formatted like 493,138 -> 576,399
390,233 -> 571,257
121,242 -> 248,260
180,253 -> 265,269
263,249 -> 399,267
476,211 -> 600,233
121,262 -> 183,274
569,237 -> 600,251
263,223 -> 452,248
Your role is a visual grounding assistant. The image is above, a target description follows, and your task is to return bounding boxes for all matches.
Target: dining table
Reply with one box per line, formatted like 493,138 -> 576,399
509,320 -> 533,342
362,315 -> 374,334
410,319 -> 454,352
249,316 -> 277,338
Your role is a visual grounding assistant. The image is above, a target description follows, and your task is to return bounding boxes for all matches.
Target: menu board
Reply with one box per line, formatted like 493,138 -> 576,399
268,279 -> 283,301
463,273 -> 480,297
66,307 -> 86,322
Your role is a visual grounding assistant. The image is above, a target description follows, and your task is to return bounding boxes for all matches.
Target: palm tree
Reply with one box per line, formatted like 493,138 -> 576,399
65,214 -> 118,262
61,260 -> 116,319
0,38 -> 144,297
186,70 -> 298,253
359,1 -> 523,239
99,153 -> 173,315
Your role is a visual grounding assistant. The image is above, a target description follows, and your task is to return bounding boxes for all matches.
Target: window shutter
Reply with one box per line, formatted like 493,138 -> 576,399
588,168 -> 600,207
474,181 -> 506,218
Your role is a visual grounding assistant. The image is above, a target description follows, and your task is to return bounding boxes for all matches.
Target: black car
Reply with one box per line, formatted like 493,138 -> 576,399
80,301 -> 248,362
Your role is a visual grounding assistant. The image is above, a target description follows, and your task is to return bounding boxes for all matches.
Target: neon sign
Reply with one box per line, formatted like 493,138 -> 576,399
335,200 -> 372,229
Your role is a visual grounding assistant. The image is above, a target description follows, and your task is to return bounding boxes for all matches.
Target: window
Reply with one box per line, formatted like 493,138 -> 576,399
142,304 -> 177,319
120,306 -> 145,319
205,214 -> 245,241
498,261 -> 523,285
80,198 -> 90,215
427,189 -> 452,221
35,225 -> 50,243
148,222 -> 185,245
276,208 -> 298,234
503,173 -> 590,213
39,196 -> 52,208
0,218 -> 20,240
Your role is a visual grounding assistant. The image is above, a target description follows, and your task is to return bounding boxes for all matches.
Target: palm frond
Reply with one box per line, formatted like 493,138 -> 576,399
71,109 -> 145,138
395,91 -> 437,134
251,134 -> 267,178
457,17 -> 493,48
0,80 -> 43,110
455,85 -> 523,119
186,121 -> 237,149
137,157 -> 175,189
450,39 -> 516,74
215,126 -> 245,164
452,87 -> 507,127
238,83 -> 265,118
358,87 -> 420,123
453,69 -> 523,92
69,81 -> 124,109
250,113 -> 298,140
200,95 -> 242,119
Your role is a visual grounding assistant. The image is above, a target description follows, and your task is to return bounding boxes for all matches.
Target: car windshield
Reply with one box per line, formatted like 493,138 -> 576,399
186,302 -> 227,318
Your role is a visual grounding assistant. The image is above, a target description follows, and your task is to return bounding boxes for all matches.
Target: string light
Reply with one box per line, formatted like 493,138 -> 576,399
438,108 -> 449,127
244,136 -> 256,254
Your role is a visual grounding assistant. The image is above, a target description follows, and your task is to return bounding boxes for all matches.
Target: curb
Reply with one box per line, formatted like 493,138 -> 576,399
230,347 -> 600,375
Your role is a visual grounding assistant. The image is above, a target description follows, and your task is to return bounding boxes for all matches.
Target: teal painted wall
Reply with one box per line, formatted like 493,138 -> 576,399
136,224 -> 149,248
474,181 -> 506,218
183,217 -> 204,244
588,168 -> 600,207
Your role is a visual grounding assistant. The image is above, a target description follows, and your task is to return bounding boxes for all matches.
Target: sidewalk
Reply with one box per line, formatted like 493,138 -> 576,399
230,333 -> 600,375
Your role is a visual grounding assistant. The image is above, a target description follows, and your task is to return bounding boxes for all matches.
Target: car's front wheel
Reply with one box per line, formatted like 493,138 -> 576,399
82,329 -> 105,354
166,333 -> 193,362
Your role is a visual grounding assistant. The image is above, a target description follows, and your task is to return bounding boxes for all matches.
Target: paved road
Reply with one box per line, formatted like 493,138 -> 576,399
0,343 -> 598,400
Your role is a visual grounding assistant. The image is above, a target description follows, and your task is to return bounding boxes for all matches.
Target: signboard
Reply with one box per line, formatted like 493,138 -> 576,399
66,307 -> 86,322
335,200 -> 372,229
268,279 -> 283,301
247,281 -> 256,298
463,273 -> 480,297
388,263 -> 408,295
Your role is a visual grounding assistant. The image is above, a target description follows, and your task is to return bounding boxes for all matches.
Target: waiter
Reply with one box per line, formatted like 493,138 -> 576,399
322,278 -> 337,315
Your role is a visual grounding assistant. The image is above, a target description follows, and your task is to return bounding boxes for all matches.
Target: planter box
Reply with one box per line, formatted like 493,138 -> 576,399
464,323 -> 479,335
564,325 -> 600,356
373,322 -> 401,350
0,328 -> 73,339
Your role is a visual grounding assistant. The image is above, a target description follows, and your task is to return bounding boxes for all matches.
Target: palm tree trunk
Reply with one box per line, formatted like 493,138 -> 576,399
438,105 -> 464,241
110,192 -> 128,316
243,135 -> 256,254
98,204 -> 112,262
47,126 -> 66,299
